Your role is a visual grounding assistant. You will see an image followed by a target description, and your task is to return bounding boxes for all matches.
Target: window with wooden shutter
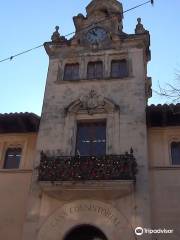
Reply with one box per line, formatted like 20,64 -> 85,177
4,147 -> 22,169
63,63 -> 79,80
111,59 -> 128,78
171,142 -> 180,165
87,61 -> 103,79
76,121 -> 106,156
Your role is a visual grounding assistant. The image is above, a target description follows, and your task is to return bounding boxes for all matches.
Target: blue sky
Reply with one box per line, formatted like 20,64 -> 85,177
0,0 -> 180,115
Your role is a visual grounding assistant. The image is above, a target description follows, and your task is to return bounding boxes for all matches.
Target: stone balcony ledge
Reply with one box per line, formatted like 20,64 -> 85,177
39,180 -> 135,199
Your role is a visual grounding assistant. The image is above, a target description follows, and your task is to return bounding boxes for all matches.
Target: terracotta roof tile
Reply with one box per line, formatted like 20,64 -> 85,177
147,104 -> 180,127
1,104 -> 180,133
0,112 -> 40,133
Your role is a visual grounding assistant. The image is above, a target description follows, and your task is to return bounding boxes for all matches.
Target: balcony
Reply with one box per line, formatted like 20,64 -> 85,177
38,150 -> 137,182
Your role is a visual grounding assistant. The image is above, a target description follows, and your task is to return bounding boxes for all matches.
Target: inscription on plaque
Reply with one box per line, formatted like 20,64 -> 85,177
38,201 -> 128,240
53,203 -> 120,227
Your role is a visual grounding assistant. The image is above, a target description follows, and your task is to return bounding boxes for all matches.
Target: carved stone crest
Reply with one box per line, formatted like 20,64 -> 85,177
80,90 -> 105,114
65,90 -> 119,115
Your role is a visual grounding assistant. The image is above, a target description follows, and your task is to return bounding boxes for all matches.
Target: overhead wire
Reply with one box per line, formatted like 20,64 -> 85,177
0,0 -> 154,64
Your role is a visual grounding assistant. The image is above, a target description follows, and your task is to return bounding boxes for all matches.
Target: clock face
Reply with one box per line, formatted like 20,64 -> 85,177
86,27 -> 107,44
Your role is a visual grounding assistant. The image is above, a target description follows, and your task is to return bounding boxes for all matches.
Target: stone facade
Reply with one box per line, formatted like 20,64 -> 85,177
23,1 -> 152,240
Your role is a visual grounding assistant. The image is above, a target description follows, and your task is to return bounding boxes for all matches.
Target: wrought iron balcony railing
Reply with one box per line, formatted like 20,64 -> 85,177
38,150 -> 137,182
38,151 -> 137,182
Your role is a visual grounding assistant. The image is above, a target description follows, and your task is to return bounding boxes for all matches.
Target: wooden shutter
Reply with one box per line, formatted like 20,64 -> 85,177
76,121 -> 106,156
4,148 -> 22,169
87,61 -> 103,79
111,60 -> 128,78
87,62 -> 95,79
72,64 -> 79,80
111,61 -> 120,78
171,142 -> 180,165
95,61 -> 103,79
64,63 -> 79,80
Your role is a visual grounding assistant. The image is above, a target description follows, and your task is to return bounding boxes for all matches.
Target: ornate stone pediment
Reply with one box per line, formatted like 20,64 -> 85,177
86,0 -> 123,17
72,0 -> 125,47
65,90 -> 119,115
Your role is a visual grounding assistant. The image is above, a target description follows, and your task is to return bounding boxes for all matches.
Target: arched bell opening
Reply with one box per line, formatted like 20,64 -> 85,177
63,224 -> 108,240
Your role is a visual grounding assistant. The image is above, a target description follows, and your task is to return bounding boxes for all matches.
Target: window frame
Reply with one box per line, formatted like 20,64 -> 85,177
170,141 -> 180,166
87,61 -> 103,80
110,59 -> 129,79
59,53 -> 132,83
75,119 -> 107,156
3,147 -> 22,169
63,109 -> 120,156
0,140 -> 26,170
63,63 -> 80,81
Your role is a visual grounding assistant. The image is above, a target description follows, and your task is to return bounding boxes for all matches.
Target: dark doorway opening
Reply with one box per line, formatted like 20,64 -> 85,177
64,224 -> 108,240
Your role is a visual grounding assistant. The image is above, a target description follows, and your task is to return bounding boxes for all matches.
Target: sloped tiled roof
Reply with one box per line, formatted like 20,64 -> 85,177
147,104 -> 180,127
0,112 -> 40,133
1,104 -> 180,134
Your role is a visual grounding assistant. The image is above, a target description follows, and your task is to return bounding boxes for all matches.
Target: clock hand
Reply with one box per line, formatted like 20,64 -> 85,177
92,30 -> 97,36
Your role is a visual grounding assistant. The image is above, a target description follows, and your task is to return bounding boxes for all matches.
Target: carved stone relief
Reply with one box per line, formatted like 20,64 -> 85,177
66,90 -> 119,115
80,90 -> 105,114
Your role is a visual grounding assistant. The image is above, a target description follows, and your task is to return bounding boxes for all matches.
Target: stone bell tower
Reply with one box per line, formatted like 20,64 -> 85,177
23,0 -> 152,240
